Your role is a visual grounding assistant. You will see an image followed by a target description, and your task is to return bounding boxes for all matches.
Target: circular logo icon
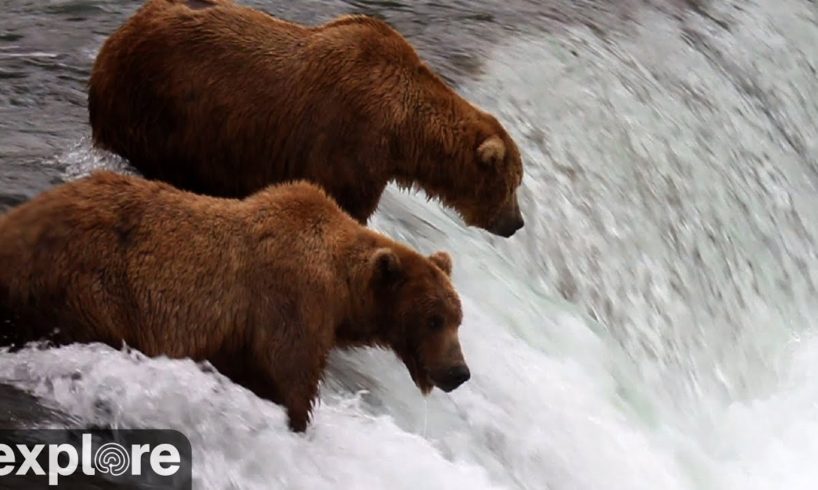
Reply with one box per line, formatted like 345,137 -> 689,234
94,442 -> 131,476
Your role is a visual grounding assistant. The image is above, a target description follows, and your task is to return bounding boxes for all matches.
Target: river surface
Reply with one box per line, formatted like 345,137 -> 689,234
1,0 -> 817,488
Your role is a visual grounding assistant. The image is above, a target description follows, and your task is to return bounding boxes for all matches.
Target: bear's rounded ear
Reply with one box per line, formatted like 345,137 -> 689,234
477,135 -> 506,166
428,251 -> 452,276
371,248 -> 403,284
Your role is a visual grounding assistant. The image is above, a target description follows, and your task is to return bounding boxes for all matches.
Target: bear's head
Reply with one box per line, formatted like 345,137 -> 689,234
381,60 -> 525,237
456,116 -> 525,238
368,247 -> 470,394
417,109 -> 524,238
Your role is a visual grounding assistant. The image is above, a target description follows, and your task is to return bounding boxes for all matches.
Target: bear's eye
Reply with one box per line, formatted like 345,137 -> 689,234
428,315 -> 444,332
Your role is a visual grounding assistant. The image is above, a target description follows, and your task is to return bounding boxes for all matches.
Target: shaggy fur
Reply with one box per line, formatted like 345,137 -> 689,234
88,0 -> 525,236
0,171 -> 469,432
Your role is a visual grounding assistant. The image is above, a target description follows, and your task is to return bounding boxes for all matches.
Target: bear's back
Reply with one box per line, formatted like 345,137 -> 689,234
0,172 -> 252,347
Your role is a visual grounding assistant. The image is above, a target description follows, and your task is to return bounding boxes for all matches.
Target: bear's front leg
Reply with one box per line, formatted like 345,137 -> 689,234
283,384 -> 317,433
274,354 -> 324,432
250,338 -> 327,432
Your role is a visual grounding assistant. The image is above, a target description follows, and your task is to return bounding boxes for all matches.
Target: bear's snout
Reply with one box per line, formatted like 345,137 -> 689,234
490,213 -> 524,238
487,195 -> 524,237
433,364 -> 471,393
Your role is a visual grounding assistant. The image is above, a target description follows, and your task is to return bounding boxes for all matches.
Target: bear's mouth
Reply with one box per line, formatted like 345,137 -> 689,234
403,350 -> 434,395
430,373 -> 460,393
429,365 -> 471,393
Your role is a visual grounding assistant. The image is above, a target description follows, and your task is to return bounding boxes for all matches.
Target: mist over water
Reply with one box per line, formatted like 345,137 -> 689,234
1,0 -> 817,488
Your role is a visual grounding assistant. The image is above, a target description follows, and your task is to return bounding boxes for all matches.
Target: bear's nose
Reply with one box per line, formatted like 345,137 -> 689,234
511,215 -> 525,233
445,364 -> 471,390
491,218 -> 523,237
487,211 -> 525,237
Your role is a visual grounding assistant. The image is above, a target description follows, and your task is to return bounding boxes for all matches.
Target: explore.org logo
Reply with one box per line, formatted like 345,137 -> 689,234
0,429 -> 191,488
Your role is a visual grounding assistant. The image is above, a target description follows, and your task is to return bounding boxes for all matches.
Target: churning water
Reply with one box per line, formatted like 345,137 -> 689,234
1,0 -> 817,488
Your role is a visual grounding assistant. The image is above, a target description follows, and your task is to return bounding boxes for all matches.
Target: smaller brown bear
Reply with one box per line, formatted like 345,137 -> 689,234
0,171 -> 469,432
88,0 -> 525,237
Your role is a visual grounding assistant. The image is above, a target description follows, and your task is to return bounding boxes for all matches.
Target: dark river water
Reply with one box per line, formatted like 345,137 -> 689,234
2,1 -> 818,489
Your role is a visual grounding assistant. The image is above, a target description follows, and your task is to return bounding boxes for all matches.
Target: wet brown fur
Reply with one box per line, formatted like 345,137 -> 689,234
88,0 -> 524,234
0,171 -> 466,432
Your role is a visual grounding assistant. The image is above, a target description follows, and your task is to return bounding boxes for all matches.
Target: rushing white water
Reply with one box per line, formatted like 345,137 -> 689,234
2,0 -> 818,488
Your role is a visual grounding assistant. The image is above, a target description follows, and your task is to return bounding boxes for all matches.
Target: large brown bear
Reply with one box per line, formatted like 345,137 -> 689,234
0,171 -> 469,432
88,0 -> 525,237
